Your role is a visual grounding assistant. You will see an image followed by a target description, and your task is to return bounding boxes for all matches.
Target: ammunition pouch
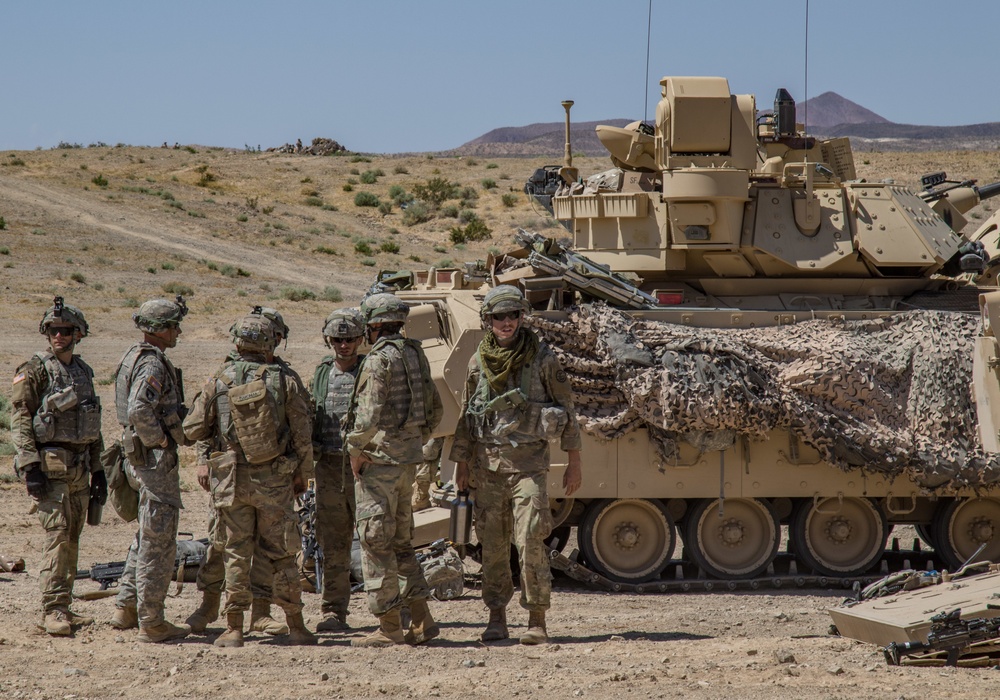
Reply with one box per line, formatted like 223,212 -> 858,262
32,412 -> 55,443
103,441 -> 138,523
39,446 -> 74,475
123,427 -> 147,466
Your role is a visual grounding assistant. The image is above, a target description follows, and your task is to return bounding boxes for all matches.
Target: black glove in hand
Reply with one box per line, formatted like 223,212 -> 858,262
90,470 -> 108,505
25,467 -> 48,499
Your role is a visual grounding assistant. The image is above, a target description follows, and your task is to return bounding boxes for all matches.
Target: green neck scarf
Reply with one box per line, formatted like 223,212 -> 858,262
479,327 -> 539,393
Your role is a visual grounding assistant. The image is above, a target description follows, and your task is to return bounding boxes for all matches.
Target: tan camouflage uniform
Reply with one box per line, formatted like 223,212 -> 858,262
346,333 -> 442,616
114,342 -> 185,627
183,353 -> 313,617
310,353 -> 363,619
11,352 -> 104,618
450,337 -> 581,613
413,436 -> 443,509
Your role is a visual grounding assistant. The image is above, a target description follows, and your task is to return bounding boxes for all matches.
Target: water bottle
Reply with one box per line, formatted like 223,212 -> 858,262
449,490 -> 474,546
87,494 -> 103,526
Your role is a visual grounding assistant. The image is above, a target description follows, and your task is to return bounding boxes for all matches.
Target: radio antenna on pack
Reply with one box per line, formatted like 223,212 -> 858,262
802,0 -> 810,146
643,0 -> 653,125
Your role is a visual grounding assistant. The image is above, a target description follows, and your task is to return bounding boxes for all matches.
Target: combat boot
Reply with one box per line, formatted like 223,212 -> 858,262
284,611 -> 318,645
411,483 -> 431,512
519,610 -> 548,645
481,606 -> 509,642
137,619 -> 191,644
110,603 -> 138,630
403,598 -> 440,646
185,591 -> 220,633
249,599 -> 288,635
213,612 -> 244,648
316,611 -> 350,632
42,609 -> 72,636
351,608 -> 405,647
66,609 -> 94,627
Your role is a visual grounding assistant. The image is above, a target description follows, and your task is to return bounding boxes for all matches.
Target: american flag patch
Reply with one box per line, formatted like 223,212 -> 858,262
146,375 -> 162,392
12,372 -> 26,385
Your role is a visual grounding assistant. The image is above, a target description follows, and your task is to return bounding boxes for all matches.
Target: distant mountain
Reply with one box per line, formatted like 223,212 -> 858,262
449,91 -> 1000,155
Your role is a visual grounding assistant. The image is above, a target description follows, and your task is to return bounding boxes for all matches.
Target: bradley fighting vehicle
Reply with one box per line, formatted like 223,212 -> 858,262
381,76 -> 1000,587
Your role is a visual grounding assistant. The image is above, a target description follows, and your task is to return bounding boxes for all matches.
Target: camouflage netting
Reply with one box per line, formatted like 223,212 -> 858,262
527,305 -> 1000,490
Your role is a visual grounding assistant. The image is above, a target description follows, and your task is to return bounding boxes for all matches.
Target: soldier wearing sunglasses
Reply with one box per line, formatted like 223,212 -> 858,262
10,297 -> 105,636
451,285 -> 582,645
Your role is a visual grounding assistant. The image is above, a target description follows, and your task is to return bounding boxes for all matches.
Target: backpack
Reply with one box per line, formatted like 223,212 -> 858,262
222,363 -> 287,464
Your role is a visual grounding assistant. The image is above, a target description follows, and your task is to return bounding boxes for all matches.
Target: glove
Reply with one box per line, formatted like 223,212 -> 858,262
25,467 -> 48,499
90,470 -> 108,505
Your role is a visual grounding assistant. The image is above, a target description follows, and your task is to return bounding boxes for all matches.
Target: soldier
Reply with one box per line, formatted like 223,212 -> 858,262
185,308 -> 298,637
310,307 -> 366,632
183,307 -> 316,647
412,436 -> 443,511
346,293 -> 443,647
110,297 -> 191,643
10,298 -> 105,636
451,285 -> 582,645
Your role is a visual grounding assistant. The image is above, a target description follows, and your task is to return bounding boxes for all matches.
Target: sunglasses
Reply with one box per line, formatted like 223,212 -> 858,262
331,337 -> 358,344
47,327 -> 75,337
490,311 -> 521,322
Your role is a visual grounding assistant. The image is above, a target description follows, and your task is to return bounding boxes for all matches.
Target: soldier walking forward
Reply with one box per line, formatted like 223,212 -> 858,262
183,307 -> 316,648
111,297 -> 191,643
310,308 -> 366,632
11,298 -> 106,636
346,293 -> 443,647
451,285 -> 583,644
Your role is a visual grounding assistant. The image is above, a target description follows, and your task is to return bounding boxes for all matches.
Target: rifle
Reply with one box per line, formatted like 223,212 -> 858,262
883,607 -> 1000,666
77,537 -> 209,591
297,484 -> 324,593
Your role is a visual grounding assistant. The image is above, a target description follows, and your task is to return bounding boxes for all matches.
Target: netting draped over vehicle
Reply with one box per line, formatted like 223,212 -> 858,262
527,304 -> 1000,490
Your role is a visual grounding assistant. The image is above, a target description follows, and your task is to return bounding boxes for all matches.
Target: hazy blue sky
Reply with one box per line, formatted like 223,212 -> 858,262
4,1 -> 999,153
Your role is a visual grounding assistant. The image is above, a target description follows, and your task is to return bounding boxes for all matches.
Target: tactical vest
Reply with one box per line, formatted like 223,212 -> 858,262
369,337 -> 438,431
312,355 -> 362,454
216,360 -> 288,464
466,348 -> 567,446
31,351 -> 102,446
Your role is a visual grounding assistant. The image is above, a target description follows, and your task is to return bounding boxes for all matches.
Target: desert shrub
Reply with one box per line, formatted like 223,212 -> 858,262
237,214 -> 248,222
300,177 -> 313,183
147,267 -> 157,274
459,186 -> 478,201
0,217 -> 6,230
262,205 -> 275,215
459,209 -> 479,224
412,177 -> 459,207
501,193 -> 518,208
163,282 -> 193,296
304,196 -> 323,207
354,192 -> 381,207
184,146 -> 197,154
321,286 -> 343,302
378,202 -> 393,215
281,287 -> 316,302
350,155 -> 371,163
70,272 -> 86,284
380,241 -> 400,254
441,205 -> 459,218
408,254 -> 423,262
436,258 -> 454,268
321,204 -> 338,211
273,222 -> 288,231
360,170 -> 379,184
123,297 -> 139,307
388,184 -> 406,199
486,163 -> 499,169
0,247 -> 8,255
360,257 -> 377,267
401,201 -> 431,226
91,174 -> 108,187
433,244 -> 448,253
314,246 -> 339,255
354,240 -> 374,255
342,183 -> 354,192
480,178 -> 497,190
449,217 -> 492,244
393,165 -> 409,175
465,158 -> 478,166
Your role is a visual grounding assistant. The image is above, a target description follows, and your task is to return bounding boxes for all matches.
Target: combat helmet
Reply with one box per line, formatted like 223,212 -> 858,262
259,307 -> 290,342
361,293 -> 409,325
133,295 -> 188,333
480,285 -> 531,320
39,296 -> 89,337
322,307 -> 365,345
230,306 -> 279,353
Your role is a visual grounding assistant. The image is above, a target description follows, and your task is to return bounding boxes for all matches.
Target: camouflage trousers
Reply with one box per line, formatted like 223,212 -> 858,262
472,467 -> 553,612
314,454 -> 355,617
355,462 -> 430,616
414,437 -> 443,492
35,468 -> 90,613
196,504 -> 278,601
116,491 -> 180,625
217,464 -> 302,616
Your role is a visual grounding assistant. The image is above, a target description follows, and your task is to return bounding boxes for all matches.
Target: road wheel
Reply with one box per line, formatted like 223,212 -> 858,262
579,499 -> 676,583
931,497 -> 1000,571
790,497 -> 887,576
684,498 -> 780,579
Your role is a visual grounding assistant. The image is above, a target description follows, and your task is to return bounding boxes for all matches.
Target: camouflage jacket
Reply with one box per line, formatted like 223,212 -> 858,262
449,338 -> 581,474
310,354 -> 364,460
183,352 -> 313,478
10,351 -> 104,477
345,334 -> 442,466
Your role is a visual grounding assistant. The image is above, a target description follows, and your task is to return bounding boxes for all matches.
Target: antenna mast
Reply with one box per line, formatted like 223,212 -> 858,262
803,0 -> 810,143
644,0 -> 652,124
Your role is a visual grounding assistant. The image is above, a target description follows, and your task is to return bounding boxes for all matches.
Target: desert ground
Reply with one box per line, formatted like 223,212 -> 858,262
2,144 -> 1000,698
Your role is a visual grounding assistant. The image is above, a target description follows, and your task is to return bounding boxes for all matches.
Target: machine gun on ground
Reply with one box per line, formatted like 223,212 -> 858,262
883,607 -> 1000,667
77,537 -> 208,591
297,484 -> 324,593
